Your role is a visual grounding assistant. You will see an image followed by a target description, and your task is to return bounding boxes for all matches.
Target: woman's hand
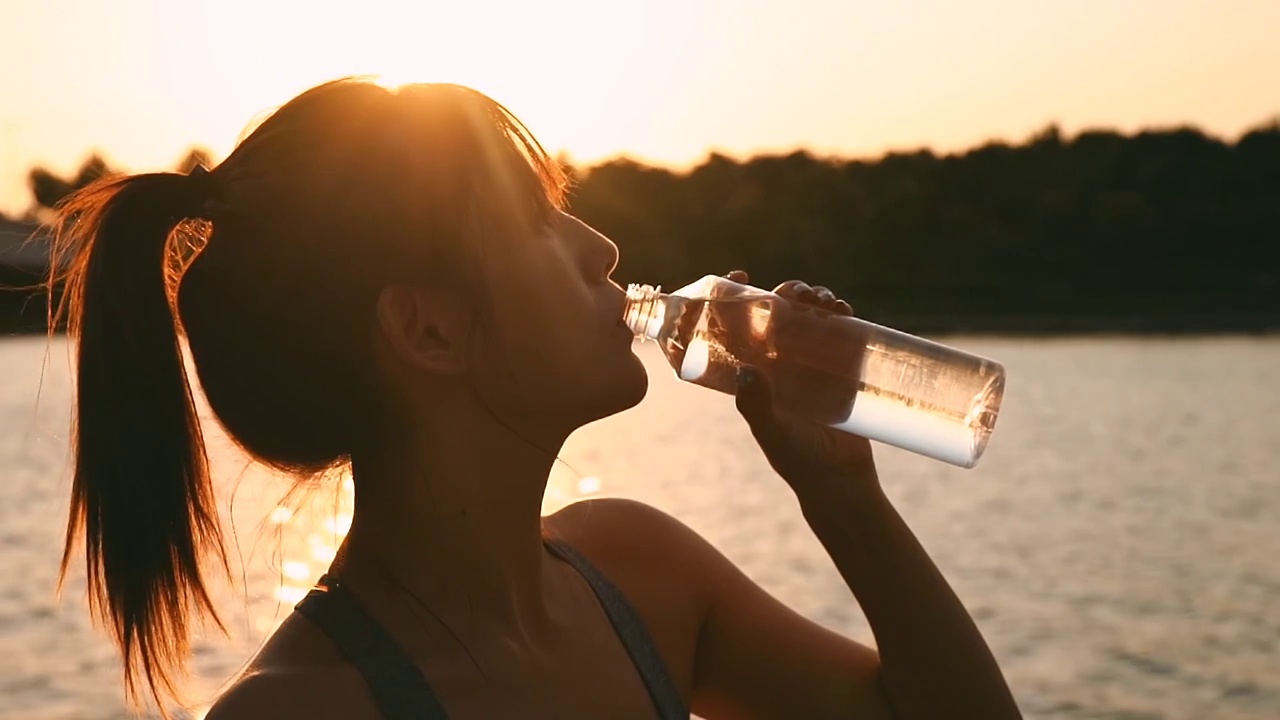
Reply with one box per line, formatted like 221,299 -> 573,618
720,275 -> 1022,720
724,271 -> 879,496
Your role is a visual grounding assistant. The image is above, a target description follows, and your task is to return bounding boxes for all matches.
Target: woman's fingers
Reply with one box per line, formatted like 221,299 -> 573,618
773,280 -> 813,301
770,280 -> 855,316
775,280 -> 838,306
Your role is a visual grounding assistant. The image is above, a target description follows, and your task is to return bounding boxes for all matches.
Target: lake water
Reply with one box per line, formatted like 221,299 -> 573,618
1,335 -> 1278,719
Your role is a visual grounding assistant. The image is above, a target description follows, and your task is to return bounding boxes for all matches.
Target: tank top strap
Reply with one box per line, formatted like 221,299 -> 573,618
295,577 -> 450,720
296,545 -> 688,720
545,538 -> 688,719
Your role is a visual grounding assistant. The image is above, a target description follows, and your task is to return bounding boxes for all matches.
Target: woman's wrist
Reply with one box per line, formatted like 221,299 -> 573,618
792,472 -> 890,527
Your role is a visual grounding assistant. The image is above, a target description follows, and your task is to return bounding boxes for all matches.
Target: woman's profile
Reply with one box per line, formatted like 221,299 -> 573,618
50,78 -> 1020,719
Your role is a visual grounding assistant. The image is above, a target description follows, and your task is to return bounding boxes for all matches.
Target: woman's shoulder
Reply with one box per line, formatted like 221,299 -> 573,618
544,498 -> 736,622
545,498 -> 732,692
202,615 -> 376,720
546,498 -> 703,553
202,666 -> 374,720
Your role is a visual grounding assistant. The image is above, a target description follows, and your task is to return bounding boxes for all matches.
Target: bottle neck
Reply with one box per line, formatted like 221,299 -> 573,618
623,284 -> 667,342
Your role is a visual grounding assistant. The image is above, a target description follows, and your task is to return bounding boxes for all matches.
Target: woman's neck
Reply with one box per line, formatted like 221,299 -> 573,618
334,405 -> 570,641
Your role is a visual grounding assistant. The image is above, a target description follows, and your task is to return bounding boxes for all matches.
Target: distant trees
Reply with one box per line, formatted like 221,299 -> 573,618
25,148 -> 215,216
13,122 -> 1279,333
567,122 -> 1280,331
28,154 -> 111,212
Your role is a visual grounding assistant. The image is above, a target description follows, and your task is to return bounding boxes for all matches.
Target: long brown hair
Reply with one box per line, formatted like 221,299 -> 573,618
48,79 -> 566,714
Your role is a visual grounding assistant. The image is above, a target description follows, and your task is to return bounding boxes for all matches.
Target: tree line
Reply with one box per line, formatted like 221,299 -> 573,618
568,123 -> 1280,332
4,123 -> 1278,334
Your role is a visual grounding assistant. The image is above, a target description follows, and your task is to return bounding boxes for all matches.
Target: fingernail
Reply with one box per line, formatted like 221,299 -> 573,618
737,366 -> 755,387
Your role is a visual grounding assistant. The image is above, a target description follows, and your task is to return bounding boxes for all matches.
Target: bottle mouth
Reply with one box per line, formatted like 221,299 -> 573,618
623,284 -> 664,341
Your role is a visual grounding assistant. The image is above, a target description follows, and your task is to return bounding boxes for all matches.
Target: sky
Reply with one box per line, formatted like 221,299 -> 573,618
1,0 -> 1277,214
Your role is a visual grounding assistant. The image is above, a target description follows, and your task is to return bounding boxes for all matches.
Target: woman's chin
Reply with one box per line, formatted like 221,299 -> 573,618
620,366 -> 650,410
588,362 -> 649,423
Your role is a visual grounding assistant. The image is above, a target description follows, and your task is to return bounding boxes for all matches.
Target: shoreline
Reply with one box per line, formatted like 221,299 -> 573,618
5,266 -> 1277,339
4,313 -> 1277,340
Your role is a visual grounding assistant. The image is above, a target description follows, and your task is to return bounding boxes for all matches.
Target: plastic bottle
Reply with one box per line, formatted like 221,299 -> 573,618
622,275 -> 1005,468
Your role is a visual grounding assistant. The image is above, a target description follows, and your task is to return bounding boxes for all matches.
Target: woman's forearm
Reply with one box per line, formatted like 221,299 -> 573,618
795,480 -> 1022,719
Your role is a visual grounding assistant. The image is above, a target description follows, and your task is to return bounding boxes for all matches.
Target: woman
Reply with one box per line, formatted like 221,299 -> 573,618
53,79 -> 1020,719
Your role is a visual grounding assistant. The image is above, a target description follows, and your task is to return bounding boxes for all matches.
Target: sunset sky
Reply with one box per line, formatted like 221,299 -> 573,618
1,0 -> 1277,215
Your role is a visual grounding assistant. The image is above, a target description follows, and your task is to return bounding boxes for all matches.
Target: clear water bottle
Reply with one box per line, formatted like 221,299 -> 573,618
622,275 -> 1006,468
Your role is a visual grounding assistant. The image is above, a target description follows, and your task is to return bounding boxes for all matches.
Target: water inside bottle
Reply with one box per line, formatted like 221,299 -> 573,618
652,293 -> 1003,467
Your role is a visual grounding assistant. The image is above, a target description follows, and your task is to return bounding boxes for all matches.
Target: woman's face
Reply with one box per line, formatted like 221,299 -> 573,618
466,210 -> 648,439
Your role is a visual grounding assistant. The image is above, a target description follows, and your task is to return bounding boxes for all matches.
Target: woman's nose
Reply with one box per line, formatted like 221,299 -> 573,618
577,220 -> 619,281
600,236 -> 620,279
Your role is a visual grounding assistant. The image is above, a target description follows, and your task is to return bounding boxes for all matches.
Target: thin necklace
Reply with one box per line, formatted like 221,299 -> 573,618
333,558 -> 490,681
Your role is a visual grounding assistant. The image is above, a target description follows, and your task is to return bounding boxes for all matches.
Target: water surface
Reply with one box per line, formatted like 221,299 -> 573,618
1,336 -> 1277,719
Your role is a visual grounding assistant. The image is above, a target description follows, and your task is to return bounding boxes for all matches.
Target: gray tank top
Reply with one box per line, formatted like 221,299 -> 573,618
294,539 -> 688,719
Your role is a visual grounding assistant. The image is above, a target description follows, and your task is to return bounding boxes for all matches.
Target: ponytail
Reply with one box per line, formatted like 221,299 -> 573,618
51,172 -> 226,715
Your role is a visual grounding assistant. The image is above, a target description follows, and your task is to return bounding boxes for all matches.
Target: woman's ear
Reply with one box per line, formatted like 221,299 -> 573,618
374,284 -> 471,375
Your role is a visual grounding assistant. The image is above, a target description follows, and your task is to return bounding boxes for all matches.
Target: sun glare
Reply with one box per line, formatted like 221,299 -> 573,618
1,0 -> 713,213
199,0 -> 681,170
370,74 -> 413,91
